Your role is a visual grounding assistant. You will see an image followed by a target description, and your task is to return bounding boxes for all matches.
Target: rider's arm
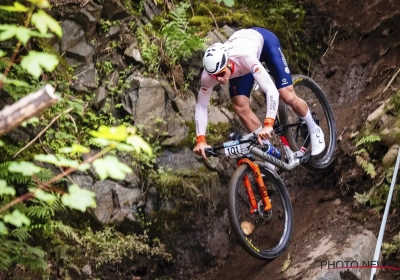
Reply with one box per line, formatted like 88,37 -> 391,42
195,71 -> 218,144
244,57 -> 279,127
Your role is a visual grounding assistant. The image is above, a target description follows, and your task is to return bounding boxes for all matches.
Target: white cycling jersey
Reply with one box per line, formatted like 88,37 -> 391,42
195,29 -> 280,137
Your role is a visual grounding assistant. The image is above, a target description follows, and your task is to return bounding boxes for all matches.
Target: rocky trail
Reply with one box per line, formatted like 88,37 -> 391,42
194,0 -> 400,279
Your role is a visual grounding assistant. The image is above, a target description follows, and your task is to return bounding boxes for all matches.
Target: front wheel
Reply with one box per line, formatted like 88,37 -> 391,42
228,164 -> 293,260
278,74 -> 337,170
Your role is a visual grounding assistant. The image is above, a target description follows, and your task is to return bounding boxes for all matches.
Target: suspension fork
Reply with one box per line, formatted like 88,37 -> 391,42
237,158 -> 272,214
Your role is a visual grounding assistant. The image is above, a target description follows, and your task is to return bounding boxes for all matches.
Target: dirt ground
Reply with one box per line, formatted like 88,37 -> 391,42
196,0 -> 400,279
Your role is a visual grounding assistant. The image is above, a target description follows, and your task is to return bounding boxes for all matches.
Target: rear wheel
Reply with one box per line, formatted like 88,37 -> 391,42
278,74 -> 337,169
228,164 -> 293,260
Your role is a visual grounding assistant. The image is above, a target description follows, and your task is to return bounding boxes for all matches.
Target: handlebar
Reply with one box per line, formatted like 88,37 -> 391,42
205,147 -> 220,157
204,134 -> 259,157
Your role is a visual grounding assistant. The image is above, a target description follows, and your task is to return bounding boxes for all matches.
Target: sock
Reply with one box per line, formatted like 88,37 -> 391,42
301,110 -> 319,134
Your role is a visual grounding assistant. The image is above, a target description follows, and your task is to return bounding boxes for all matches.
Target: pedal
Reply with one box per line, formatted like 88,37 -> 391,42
300,153 -> 312,164
294,151 -> 305,158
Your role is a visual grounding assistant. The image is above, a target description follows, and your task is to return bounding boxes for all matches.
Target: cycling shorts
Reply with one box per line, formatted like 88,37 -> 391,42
229,27 -> 293,98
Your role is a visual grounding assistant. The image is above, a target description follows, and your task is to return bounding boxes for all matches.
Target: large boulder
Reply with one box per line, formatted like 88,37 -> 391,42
284,229 -> 378,280
127,75 -> 166,125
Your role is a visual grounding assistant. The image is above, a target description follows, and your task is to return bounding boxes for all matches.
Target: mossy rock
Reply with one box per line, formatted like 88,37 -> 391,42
190,16 -> 214,30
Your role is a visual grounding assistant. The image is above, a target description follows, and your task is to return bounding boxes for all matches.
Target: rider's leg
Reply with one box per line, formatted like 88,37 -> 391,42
229,73 -> 262,133
231,95 -> 261,133
229,76 -> 275,169
251,27 -> 326,156
278,85 -> 318,133
279,85 -> 325,156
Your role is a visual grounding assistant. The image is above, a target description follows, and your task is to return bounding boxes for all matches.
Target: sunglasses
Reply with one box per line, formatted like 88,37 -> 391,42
211,68 -> 227,79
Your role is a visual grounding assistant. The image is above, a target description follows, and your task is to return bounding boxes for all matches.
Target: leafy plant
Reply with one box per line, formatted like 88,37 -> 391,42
78,226 -> 170,268
353,134 -> 381,178
136,2 -> 205,87
152,167 -> 219,203
382,232 -> 400,258
161,2 -> 206,65
354,167 -> 400,211
355,134 -> 381,148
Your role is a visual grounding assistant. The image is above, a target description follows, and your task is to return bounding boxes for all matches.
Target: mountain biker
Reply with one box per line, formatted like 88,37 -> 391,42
193,27 -> 326,160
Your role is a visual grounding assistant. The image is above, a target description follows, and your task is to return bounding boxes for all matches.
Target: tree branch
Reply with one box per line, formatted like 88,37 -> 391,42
0,84 -> 60,137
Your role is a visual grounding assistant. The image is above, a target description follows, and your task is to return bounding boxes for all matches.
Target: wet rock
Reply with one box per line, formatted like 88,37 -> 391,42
365,99 -> 392,132
143,0 -> 161,21
60,20 -> 85,53
284,230 -> 377,280
75,9 -> 98,39
132,75 -> 166,124
90,180 -> 115,223
106,25 -> 121,40
8,128 -> 30,143
172,95 -> 196,122
157,148 -> 204,171
86,1 -> 103,19
106,70 -> 119,91
208,105 -> 231,124
160,114 -> 189,146
102,1 -> 131,20
377,113 -> 395,129
222,24 -> 236,37
113,184 -> 142,211
90,86 -> 108,110
122,78 -> 140,115
204,29 -> 228,48
111,54 -> 128,71
382,144 -> 400,168
124,43 -> 144,64
81,264 -> 92,277
145,187 -> 158,218
379,127 -> 400,148
66,41 -> 94,63
71,63 -> 98,92
70,172 -> 94,189
88,180 -> 146,224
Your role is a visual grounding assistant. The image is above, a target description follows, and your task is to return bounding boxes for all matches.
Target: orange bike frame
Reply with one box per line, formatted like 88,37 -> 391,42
237,158 -> 272,214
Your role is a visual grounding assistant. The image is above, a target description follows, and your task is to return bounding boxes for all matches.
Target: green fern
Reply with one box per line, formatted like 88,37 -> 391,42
382,232 -> 400,257
10,227 -> 31,242
0,162 -> 31,185
0,162 -> 57,188
355,155 -> 376,178
66,263 -> 81,275
26,246 -> 46,259
354,148 -> 367,155
355,134 -> 381,147
48,221 -> 80,243
0,238 -> 47,271
36,38 -> 71,79
161,2 -> 206,65
26,204 -> 55,219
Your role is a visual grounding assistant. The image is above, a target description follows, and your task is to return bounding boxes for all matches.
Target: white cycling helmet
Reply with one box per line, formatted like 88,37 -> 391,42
203,43 -> 229,74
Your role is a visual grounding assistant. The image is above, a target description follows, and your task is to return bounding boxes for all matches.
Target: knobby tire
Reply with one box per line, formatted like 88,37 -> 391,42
278,74 -> 337,170
228,164 -> 293,260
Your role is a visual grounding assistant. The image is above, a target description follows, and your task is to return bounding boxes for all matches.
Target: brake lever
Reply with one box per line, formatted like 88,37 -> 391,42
205,148 -> 220,157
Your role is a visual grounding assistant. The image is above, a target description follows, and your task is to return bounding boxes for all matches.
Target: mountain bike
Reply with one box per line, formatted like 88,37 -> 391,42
205,74 -> 336,260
